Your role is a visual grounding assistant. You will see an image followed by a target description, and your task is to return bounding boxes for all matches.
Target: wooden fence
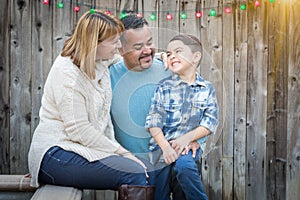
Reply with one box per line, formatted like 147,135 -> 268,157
0,0 -> 299,199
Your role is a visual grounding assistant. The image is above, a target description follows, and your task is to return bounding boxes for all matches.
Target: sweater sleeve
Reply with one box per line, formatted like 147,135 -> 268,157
56,68 -> 120,153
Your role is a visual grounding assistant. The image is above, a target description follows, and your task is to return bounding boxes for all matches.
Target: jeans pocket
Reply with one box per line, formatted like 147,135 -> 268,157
46,146 -> 76,166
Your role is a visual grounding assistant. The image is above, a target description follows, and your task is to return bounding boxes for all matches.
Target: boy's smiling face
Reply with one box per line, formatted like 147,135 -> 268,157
166,40 -> 199,75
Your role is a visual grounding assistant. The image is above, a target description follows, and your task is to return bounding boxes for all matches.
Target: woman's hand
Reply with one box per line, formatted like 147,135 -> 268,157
122,153 -> 149,178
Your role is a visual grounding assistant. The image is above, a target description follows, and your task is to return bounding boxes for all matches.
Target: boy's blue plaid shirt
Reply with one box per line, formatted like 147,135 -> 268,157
145,72 -> 219,152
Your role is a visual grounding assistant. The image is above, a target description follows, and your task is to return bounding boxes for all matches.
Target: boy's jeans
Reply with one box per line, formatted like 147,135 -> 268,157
154,149 -> 208,200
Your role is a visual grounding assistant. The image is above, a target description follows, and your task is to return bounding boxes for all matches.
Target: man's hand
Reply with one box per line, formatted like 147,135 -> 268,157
181,141 -> 200,158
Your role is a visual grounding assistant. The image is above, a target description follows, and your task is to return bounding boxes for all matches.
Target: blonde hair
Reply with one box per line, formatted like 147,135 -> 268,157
61,10 -> 124,79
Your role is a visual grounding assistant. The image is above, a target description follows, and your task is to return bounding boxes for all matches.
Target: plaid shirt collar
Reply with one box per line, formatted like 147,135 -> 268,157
170,72 -> 207,87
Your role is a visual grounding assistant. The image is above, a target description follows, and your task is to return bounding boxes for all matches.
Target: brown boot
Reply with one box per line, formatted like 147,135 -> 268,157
118,185 -> 155,200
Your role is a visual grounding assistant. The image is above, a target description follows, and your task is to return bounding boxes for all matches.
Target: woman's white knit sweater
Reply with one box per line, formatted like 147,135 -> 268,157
28,55 -> 121,187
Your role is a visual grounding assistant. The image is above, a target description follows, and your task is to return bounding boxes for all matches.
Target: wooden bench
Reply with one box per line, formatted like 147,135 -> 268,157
0,175 -> 82,200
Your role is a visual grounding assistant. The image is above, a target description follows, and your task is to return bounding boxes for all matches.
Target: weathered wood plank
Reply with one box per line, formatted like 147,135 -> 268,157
246,1 -> 268,199
222,0 -> 235,199
10,0 -> 32,174
0,0 -> 11,174
266,1 -> 288,199
233,1 -> 248,199
30,0 -> 54,139
286,0 -> 300,199
200,0 -> 223,198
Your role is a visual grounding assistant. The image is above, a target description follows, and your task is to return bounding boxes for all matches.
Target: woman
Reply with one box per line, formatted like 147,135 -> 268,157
28,10 -> 153,198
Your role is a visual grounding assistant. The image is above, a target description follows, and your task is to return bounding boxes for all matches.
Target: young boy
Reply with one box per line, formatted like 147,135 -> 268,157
145,34 -> 219,200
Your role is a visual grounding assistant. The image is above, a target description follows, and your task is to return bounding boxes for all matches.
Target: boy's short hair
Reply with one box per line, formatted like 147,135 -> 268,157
169,34 -> 203,54
169,34 -> 203,66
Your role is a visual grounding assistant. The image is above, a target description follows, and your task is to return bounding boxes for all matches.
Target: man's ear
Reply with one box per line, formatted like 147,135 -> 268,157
193,51 -> 202,65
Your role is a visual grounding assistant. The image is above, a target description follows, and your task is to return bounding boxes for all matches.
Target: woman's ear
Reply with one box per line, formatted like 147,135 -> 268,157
193,51 -> 202,65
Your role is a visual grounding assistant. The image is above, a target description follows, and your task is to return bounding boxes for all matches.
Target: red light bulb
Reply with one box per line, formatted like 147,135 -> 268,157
225,7 -> 231,14
166,13 -> 173,20
196,11 -> 202,18
255,1 -> 261,7
74,6 -> 80,12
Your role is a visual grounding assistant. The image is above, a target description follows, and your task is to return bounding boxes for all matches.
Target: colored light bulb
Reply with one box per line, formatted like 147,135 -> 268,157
137,13 -> 143,18
43,0 -> 49,5
74,6 -> 80,12
120,12 -> 126,19
90,8 -> 95,14
196,11 -> 202,18
240,4 -> 246,10
270,0 -> 275,2
225,7 -> 231,14
180,12 -> 187,19
166,13 -> 173,20
209,9 -> 216,17
255,1 -> 261,7
150,12 -> 156,21
57,2 -> 63,8
105,10 -> 111,15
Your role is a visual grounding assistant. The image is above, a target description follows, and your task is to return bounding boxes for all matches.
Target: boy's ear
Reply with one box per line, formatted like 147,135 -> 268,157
193,51 -> 202,65
118,47 -> 125,56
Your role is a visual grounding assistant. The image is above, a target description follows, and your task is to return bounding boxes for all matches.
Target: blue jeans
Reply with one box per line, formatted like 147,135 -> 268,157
38,146 -> 148,190
155,150 -> 208,200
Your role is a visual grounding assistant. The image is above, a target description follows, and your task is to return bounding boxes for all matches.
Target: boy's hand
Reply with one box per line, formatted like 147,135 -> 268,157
170,134 -> 191,154
162,145 -> 178,164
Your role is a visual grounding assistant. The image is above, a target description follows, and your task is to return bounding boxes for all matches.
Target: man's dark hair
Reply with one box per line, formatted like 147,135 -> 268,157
120,11 -> 149,30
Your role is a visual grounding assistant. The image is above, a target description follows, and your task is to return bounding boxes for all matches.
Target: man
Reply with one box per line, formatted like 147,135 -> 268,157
109,13 -> 200,200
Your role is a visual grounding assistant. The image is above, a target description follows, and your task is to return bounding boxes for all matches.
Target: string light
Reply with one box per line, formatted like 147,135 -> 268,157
136,13 -> 143,18
90,8 -> 95,14
240,4 -> 247,10
105,10 -> 111,15
180,11 -> 187,19
225,7 -> 231,14
120,11 -> 126,19
150,12 -> 156,21
166,13 -> 173,20
196,11 -> 203,18
57,2 -> 64,8
254,1 -> 261,7
43,0 -> 50,5
40,1 -> 279,18
209,9 -> 217,17
74,5 -> 80,12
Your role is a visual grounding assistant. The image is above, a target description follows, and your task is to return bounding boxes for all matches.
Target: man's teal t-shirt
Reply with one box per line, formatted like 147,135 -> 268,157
110,58 -> 169,160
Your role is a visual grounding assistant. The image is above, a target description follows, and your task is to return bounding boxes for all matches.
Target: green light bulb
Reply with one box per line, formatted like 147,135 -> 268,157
150,12 -> 156,21
209,9 -> 216,17
180,12 -> 187,19
240,4 -> 246,10
57,2 -> 63,9
120,12 -> 126,19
